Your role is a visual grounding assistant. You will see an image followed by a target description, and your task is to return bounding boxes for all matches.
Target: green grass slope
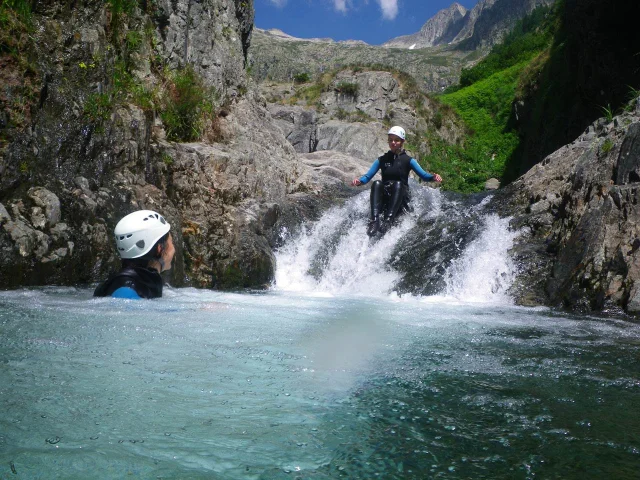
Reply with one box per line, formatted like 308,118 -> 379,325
417,4 -> 557,192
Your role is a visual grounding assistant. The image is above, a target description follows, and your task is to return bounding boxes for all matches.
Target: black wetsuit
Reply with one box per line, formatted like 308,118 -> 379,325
358,150 -> 436,223
93,266 -> 163,299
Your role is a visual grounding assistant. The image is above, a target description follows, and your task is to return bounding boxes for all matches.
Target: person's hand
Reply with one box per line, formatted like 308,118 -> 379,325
433,173 -> 442,183
351,178 -> 362,186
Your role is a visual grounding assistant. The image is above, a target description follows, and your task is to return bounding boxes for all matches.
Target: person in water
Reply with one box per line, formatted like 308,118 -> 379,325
94,210 -> 175,299
351,126 -> 442,236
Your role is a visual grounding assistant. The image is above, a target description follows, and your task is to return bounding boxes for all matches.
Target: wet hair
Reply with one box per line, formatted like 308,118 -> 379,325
122,232 -> 170,269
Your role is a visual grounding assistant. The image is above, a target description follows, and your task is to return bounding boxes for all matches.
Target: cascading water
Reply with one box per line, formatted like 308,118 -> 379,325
443,213 -> 518,303
274,184 -> 518,303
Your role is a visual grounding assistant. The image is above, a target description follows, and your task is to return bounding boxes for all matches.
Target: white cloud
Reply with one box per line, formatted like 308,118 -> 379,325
378,0 -> 398,20
270,0 -> 397,19
333,0 -> 348,13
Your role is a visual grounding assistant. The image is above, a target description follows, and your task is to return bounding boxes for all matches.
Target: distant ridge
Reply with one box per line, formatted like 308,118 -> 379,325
255,28 -> 369,46
249,0 -> 556,90
383,3 -> 468,49
383,0 -> 555,50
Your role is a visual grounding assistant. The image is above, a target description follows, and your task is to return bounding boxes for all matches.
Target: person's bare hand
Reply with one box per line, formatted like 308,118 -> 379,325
351,178 -> 362,186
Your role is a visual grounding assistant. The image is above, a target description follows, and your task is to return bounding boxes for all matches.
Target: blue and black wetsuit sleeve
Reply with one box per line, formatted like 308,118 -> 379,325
359,159 -> 381,185
409,158 -> 435,182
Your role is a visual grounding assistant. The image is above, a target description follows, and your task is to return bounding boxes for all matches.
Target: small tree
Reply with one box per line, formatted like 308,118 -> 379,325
293,72 -> 310,84
335,81 -> 358,98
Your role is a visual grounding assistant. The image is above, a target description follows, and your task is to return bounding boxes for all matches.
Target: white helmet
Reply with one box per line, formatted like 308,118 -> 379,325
388,126 -> 406,140
114,210 -> 171,259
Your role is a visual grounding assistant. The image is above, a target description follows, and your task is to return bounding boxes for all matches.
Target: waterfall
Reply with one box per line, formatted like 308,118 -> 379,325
443,214 -> 519,304
273,184 -> 519,303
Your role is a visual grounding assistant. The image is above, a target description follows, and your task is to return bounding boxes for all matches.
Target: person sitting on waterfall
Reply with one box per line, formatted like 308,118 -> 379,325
94,210 -> 175,299
351,126 -> 442,236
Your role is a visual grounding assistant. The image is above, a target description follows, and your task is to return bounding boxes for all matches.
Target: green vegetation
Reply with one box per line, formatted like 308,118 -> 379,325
415,137 -> 494,193
428,62 -> 535,191
451,4 -> 555,91
333,108 -> 374,123
106,0 -> 137,34
0,0 -> 39,150
335,81 -> 358,97
289,71 -> 334,105
0,0 -> 30,26
432,111 -> 443,130
162,153 -> 174,165
424,4 -> 558,192
625,86 -> 640,112
125,29 -> 143,53
601,138 -> 614,155
600,104 -> 614,123
84,93 -> 114,123
293,72 -> 310,84
160,65 -> 217,142
106,0 -> 137,17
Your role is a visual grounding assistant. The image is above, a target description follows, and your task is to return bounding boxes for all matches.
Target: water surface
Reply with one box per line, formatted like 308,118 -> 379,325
1,288 -> 639,479
2,188 -> 639,478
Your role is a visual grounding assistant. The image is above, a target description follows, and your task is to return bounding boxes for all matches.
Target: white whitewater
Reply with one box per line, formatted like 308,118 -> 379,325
443,214 -> 518,303
273,186 -> 519,303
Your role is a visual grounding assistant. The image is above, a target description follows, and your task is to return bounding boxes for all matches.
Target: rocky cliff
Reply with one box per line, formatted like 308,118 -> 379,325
452,0 -> 554,49
0,0 -> 331,290
248,28 -> 467,93
383,0 -> 555,50
382,3 -> 468,49
500,98 -> 640,314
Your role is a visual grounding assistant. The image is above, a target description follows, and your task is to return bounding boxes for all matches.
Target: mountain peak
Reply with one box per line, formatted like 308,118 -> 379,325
383,2 -> 468,49
384,0 -> 555,50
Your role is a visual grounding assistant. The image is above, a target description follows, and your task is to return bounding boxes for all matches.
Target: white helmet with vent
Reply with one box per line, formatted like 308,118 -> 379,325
114,210 -> 171,259
388,126 -> 406,140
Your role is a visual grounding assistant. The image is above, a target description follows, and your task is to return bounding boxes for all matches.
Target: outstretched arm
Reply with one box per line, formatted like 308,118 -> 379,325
351,159 -> 381,186
410,159 -> 442,183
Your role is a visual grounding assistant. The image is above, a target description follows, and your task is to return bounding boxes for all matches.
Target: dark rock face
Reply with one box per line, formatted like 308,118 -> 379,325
495,100 -> 640,314
390,190 -> 493,296
505,0 -> 640,181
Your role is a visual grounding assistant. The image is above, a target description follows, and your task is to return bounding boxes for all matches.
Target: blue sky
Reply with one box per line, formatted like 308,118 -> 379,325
255,0 -> 479,45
